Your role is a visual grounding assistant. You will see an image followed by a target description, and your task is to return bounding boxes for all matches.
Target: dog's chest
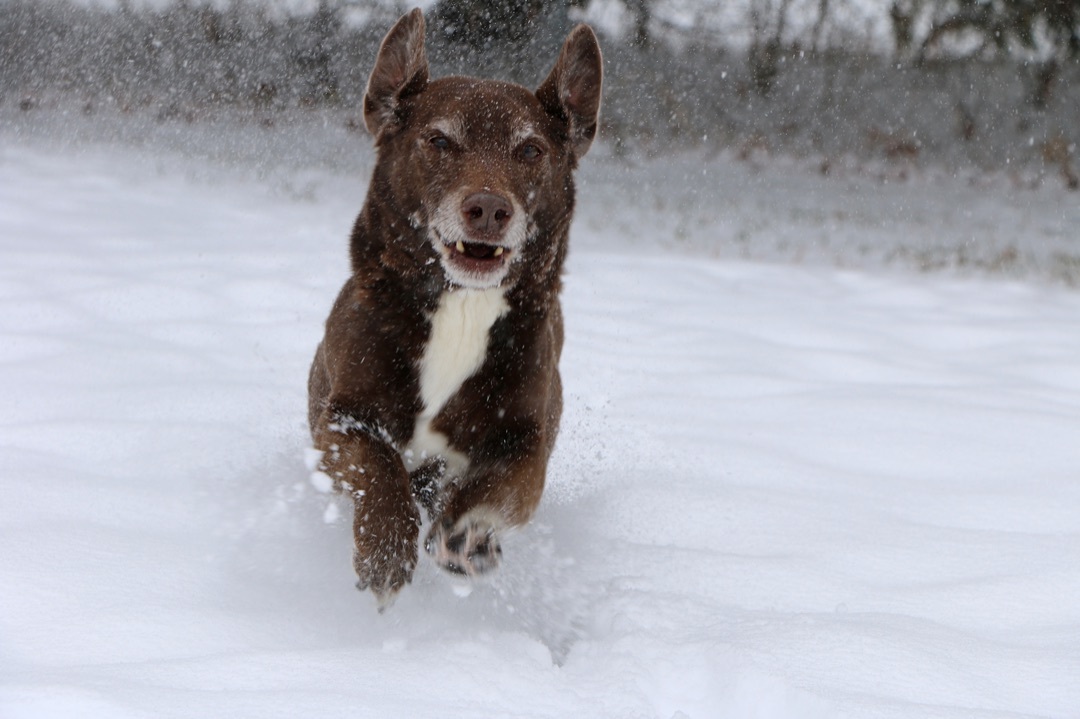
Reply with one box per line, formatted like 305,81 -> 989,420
405,288 -> 509,473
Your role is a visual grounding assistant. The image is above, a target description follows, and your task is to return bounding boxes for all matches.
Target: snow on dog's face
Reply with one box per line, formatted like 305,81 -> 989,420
361,11 -> 602,289
406,83 -> 554,289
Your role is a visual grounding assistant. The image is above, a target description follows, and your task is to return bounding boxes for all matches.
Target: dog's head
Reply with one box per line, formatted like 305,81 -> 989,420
362,9 -> 602,290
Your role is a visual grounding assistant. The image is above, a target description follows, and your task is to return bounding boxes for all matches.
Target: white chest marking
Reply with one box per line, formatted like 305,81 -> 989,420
406,288 -> 509,473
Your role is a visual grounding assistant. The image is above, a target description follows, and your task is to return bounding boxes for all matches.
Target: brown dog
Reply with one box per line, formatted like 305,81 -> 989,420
307,8 -> 602,608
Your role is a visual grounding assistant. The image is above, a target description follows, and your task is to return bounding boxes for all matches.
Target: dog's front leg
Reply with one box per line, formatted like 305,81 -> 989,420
426,442 -> 549,579
313,416 -> 420,609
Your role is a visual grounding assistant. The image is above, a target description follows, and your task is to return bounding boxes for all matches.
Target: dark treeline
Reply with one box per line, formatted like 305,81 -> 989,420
1,0 -> 1077,185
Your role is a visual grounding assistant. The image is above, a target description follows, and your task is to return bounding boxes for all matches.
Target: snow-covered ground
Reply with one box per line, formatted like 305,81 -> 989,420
2,128 -> 1079,718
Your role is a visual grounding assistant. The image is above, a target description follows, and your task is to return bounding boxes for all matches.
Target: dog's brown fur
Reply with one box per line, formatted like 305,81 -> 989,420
307,8 -> 602,607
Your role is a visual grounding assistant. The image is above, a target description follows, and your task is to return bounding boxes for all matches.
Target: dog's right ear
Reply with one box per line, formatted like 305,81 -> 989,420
364,8 -> 429,138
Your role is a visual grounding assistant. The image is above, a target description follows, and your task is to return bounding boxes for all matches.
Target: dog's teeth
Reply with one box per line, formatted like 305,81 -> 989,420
494,247 -> 504,257
455,240 -> 465,253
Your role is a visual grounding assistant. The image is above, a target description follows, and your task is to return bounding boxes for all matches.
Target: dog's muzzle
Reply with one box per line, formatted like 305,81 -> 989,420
430,190 -> 526,289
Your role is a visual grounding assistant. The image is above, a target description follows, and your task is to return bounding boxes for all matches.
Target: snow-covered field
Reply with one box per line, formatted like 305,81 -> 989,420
2,126 -> 1079,718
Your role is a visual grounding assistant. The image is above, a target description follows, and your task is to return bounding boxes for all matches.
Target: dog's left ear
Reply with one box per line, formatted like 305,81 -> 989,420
364,8 -> 430,138
536,24 -> 603,160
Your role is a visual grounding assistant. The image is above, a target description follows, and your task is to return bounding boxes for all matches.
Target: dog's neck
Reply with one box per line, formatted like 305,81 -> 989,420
349,198 -> 443,301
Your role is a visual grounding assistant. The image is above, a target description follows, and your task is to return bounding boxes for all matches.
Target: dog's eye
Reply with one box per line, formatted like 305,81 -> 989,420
429,135 -> 451,151
518,143 -> 543,162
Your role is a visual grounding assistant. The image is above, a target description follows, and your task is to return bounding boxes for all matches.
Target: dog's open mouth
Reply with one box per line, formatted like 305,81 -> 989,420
429,226 -> 516,287
444,239 -> 509,271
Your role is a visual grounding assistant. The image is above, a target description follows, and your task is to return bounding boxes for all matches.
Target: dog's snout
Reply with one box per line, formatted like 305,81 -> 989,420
461,193 -> 513,237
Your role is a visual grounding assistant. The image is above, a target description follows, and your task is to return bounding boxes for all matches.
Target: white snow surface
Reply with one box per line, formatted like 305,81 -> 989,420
1,133 -> 1079,719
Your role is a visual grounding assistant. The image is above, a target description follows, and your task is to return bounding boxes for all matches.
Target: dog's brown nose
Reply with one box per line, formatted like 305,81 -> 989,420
462,193 -> 512,237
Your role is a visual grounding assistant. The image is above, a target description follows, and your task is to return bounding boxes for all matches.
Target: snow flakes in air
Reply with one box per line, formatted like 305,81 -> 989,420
309,470 -> 334,494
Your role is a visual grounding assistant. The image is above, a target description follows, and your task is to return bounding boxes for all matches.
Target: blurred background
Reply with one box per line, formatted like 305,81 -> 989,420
2,0 -> 1078,181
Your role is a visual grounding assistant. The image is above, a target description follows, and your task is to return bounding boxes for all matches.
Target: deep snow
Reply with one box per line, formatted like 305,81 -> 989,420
1,129 -> 1079,718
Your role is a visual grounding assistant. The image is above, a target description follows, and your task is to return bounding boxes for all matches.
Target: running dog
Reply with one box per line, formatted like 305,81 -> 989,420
307,8 -> 602,607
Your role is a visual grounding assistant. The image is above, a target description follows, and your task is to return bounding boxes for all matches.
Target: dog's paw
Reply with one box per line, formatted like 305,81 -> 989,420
425,511 -> 503,579
354,539 -> 418,611
352,489 -> 421,611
